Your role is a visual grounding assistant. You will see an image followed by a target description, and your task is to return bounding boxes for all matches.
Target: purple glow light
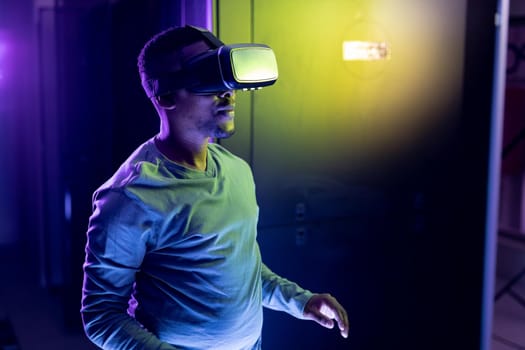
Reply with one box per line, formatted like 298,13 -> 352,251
0,31 -> 7,85
0,40 -> 5,82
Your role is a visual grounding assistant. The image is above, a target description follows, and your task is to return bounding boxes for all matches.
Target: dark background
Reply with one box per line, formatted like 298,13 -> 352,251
0,0 -> 521,349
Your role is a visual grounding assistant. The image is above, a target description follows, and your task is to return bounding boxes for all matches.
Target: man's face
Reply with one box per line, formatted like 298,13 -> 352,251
167,41 -> 236,139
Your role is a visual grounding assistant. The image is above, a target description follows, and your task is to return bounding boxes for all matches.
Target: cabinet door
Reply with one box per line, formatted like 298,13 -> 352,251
217,1 -> 505,349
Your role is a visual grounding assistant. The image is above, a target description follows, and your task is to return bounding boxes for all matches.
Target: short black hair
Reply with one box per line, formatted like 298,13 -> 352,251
137,26 -> 208,79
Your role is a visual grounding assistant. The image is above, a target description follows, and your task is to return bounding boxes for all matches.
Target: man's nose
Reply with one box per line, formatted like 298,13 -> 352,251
217,90 -> 235,99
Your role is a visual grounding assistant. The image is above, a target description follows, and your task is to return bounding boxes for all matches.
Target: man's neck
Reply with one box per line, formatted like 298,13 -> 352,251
154,133 -> 209,171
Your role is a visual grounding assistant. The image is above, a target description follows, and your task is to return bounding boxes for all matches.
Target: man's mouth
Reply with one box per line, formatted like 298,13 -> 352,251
215,106 -> 235,121
216,104 -> 235,113
217,103 -> 235,110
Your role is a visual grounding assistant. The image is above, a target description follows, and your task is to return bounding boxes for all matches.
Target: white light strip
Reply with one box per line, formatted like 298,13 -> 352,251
343,41 -> 390,61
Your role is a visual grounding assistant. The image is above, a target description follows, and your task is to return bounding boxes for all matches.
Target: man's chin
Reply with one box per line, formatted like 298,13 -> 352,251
214,122 -> 235,139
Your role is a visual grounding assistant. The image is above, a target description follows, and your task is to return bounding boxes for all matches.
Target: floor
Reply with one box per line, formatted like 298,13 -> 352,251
492,230 -> 525,350
492,278 -> 525,350
1,243 -> 525,350
0,245 -> 97,350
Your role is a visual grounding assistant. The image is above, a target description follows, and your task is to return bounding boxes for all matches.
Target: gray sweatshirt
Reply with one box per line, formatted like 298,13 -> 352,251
81,139 -> 313,350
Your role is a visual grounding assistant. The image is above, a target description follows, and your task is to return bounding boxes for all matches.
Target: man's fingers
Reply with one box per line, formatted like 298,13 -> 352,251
314,310 -> 335,329
335,308 -> 349,338
337,317 -> 349,338
320,304 -> 336,319
324,298 -> 349,338
304,293 -> 349,338
322,297 -> 349,338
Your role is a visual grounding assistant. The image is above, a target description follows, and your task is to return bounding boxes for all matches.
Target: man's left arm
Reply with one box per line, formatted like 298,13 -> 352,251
260,263 -> 349,338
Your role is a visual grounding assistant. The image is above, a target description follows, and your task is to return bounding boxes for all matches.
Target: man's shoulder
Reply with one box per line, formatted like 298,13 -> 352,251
97,138 -> 160,192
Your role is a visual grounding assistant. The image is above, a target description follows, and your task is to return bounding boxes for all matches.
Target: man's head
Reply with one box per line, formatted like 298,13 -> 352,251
136,26 -> 278,140
138,26 -> 237,139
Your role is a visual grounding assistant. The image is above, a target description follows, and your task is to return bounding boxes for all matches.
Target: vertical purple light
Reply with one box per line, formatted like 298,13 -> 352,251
205,0 -> 212,30
0,28 -> 16,246
0,31 -> 6,87
0,29 -> 12,92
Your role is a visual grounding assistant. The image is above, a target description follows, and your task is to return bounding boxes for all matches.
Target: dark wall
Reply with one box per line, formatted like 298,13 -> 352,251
34,0 -> 185,331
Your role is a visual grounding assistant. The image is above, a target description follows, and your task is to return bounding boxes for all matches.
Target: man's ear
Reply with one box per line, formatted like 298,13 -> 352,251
155,95 -> 177,110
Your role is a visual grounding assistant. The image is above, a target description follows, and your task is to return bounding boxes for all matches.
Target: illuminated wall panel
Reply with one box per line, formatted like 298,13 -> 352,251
218,1 -> 506,350
218,1 -> 473,233
251,1 -> 466,186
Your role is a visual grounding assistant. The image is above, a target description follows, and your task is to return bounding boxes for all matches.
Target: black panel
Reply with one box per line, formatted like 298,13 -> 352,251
253,0 -> 502,349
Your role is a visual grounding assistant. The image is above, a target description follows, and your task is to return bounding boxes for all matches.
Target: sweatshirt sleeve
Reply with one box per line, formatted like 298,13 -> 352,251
260,263 -> 314,319
80,188 -> 179,350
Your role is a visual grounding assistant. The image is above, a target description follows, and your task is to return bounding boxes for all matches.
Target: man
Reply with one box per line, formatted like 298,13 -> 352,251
81,25 -> 349,350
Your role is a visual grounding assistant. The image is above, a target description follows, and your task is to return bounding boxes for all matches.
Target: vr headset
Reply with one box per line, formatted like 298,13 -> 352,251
143,25 -> 279,97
